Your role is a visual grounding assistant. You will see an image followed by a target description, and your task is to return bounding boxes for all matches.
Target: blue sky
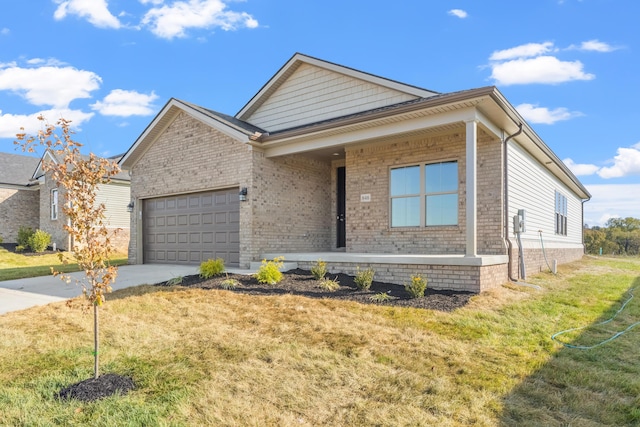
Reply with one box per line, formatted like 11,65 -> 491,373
0,0 -> 638,226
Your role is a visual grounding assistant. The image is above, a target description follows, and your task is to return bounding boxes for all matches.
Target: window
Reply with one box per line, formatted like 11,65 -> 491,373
51,189 -> 58,220
555,191 -> 567,236
390,161 -> 458,227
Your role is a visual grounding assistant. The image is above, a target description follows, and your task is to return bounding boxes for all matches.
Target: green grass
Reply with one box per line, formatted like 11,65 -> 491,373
0,246 -> 128,281
0,256 -> 639,425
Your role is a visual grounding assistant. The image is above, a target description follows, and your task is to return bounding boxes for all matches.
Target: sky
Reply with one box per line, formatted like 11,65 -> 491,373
0,0 -> 638,227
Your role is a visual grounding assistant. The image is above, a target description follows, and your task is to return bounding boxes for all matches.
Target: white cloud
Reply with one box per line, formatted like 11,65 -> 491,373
0,64 -> 102,108
0,109 -> 94,138
516,103 -> 583,124
91,89 -> 159,116
490,55 -> 594,85
53,0 -> 121,29
1,28 -> 9,35
584,184 -> 640,227
598,143 -> 640,178
490,42 -> 555,61
562,158 -> 600,176
569,39 -> 618,52
448,9 -> 468,19
141,0 -> 259,39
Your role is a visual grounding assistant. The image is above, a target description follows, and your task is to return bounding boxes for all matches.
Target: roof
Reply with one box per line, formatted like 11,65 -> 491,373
0,152 -> 40,187
119,53 -> 590,200
32,150 -> 130,183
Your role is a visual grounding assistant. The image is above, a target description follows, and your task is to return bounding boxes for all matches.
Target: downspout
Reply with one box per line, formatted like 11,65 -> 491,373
503,123 -> 523,281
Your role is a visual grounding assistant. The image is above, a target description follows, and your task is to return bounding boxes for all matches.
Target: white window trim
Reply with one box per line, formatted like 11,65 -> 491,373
389,160 -> 459,228
51,188 -> 59,220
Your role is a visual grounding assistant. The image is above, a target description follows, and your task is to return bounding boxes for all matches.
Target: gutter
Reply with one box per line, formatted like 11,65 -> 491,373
502,123 -> 523,281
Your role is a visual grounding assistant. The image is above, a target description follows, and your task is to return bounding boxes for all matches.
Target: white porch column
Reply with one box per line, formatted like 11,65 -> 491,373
465,119 -> 477,257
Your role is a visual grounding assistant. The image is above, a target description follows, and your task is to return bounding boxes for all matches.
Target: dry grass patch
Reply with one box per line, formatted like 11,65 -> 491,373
0,256 -> 639,425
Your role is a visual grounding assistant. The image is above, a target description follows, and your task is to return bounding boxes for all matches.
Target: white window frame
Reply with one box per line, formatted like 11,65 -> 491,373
390,161 -> 459,228
555,190 -> 567,236
51,188 -> 59,220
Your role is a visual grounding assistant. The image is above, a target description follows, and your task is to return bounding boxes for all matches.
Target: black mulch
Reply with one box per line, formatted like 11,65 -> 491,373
158,268 -> 474,312
57,373 -> 135,402
0,242 -> 61,256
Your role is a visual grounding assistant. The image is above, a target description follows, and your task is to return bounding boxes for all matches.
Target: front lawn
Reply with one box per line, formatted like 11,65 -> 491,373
0,244 -> 128,281
0,256 -> 638,425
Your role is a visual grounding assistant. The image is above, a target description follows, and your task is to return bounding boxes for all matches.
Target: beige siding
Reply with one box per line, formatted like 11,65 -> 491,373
507,142 -> 584,246
96,182 -> 131,229
246,63 -> 418,132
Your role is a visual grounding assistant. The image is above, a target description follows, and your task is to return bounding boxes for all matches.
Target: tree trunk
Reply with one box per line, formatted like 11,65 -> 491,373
94,303 -> 99,379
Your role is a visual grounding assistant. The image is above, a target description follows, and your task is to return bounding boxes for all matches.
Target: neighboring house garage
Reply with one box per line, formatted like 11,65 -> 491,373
143,189 -> 240,266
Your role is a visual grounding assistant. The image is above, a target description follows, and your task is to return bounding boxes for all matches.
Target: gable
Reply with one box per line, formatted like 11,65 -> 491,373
240,56 -> 437,133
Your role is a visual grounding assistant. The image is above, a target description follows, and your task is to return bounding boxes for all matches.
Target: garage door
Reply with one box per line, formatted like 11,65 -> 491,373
143,189 -> 240,266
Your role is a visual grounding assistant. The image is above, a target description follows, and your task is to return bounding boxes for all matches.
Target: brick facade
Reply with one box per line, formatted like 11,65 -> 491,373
129,111 -> 254,265
343,127 -> 504,255
295,259 -> 508,293
0,188 -> 39,242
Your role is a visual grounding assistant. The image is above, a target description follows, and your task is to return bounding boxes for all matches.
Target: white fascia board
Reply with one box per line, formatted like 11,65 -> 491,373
262,107 -> 478,158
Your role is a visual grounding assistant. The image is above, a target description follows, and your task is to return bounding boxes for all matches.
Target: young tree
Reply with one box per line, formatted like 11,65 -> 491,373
16,116 -> 121,379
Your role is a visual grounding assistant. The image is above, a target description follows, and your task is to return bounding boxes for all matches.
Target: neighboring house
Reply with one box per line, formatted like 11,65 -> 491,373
0,150 -> 131,252
119,53 -> 591,292
0,152 -> 40,242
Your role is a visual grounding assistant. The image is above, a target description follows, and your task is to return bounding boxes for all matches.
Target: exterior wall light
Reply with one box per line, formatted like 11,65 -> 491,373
239,187 -> 248,202
126,200 -> 135,213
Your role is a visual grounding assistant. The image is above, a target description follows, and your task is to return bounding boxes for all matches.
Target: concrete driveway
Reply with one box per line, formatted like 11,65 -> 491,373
0,264 -> 203,315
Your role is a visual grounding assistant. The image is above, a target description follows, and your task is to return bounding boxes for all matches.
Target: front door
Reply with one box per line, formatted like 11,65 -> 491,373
336,166 -> 346,248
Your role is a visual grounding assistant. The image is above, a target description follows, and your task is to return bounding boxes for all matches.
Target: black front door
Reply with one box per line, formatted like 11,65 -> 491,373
337,166 -> 346,248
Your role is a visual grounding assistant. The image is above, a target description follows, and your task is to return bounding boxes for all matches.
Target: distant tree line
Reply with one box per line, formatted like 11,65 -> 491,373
584,217 -> 640,256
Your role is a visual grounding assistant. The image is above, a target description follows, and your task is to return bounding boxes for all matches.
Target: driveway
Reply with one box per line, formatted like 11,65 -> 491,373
0,264 -> 204,315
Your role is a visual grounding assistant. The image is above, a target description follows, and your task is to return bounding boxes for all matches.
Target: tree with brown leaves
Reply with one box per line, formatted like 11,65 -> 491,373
16,116 -> 121,379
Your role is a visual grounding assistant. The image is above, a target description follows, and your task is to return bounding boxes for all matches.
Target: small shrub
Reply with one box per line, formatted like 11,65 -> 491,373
354,266 -> 375,291
317,276 -> 340,292
15,245 -> 26,253
27,229 -> 52,253
220,275 -> 240,290
199,258 -> 225,279
405,275 -> 427,299
166,276 -> 184,286
255,256 -> 285,285
17,226 -> 34,248
310,259 -> 327,280
0,234 -> 3,244
370,292 -> 393,302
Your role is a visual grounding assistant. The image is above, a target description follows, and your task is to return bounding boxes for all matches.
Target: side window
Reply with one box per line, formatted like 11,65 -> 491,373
555,191 -> 567,236
51,189 -> 58,220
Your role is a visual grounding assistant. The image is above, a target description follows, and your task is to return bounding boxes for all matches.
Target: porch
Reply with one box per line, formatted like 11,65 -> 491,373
258,252 -> 510,293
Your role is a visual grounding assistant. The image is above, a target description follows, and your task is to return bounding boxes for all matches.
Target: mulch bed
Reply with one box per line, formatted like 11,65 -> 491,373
57,374 -> 135,402
158,268 -> 474,312
0,242 -> 60,256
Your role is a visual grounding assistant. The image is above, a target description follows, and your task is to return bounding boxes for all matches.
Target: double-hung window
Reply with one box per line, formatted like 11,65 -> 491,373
51,189 -> 59,220
390,161 -> 458,227
555,190 -> 567,235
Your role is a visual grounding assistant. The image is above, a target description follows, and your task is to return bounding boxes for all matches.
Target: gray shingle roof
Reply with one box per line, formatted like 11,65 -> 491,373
0,152 -> 40,187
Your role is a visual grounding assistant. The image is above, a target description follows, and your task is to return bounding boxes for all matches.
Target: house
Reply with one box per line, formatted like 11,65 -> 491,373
0,150 -> 131,252
0,152 -> 40,242
119,53 -> 591,292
